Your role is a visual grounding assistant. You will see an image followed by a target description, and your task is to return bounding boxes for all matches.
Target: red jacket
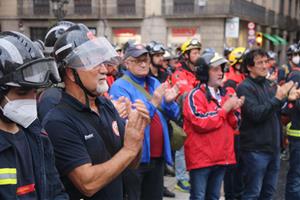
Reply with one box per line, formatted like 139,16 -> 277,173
107,75 -> 115,88
183,84 -> 238,171
223,66 -> 245,86
171,63 -> 199,96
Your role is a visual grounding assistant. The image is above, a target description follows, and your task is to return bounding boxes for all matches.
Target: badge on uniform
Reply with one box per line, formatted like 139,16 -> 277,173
112,121 -> 120,136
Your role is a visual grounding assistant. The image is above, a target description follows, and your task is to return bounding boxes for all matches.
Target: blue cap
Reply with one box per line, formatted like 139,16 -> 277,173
124,44 -> 148,59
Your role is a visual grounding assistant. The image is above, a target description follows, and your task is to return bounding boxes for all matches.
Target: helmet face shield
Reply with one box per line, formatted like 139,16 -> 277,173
62,37 -> 121,70
0,57 -> 61,87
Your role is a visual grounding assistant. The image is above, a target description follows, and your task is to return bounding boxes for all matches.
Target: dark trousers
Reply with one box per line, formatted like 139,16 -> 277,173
224,135 -> 244,200
189,166 -> 226,200
123,158 -> 164,200
286,138 -> 300,200
240,151 -> 280,200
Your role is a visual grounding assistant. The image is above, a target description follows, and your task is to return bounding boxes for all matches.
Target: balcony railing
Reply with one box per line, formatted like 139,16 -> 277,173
104,1 -> 144,18
173,2 -> 194,14
162,0 -> 266,23
162,0 -> 230,16
18,0 -> 99,19
229,0 -> 266,23
74,1 -> 92,15
266,10 -> 275,27
117,5 -> 136,15
33,3 -> 50,15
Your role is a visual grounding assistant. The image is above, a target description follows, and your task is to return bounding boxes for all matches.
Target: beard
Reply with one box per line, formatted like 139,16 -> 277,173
96,81 -> 109,94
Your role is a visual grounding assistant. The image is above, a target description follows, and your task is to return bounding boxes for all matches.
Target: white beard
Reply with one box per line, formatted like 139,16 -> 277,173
96,81 -> 109,94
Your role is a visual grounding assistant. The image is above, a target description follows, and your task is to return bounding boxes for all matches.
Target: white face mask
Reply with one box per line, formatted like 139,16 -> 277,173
292,56 -> 300,65
1,96 -> 37,128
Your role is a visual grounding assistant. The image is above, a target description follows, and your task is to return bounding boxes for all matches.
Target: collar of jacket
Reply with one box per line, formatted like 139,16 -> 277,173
0,133 -> 12,152
125,70 -> 148,86
181,61 -> 195,74
198,83 -> 226,103
248,75 -> 267,85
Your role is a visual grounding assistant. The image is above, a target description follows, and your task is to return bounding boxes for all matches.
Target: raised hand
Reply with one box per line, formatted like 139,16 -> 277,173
223,94 -> 245,112
276,81 -> 295,100
288,82 -> 300,101
151,83 -> 167,107
164,82 -> 179,103
112,96 -> 132,118
233,96 -> 245,110
123,100 -> 150,154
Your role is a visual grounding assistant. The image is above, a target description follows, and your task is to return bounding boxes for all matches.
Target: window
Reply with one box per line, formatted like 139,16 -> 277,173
74,0 -> 91,14
174,0 -> 194,14
117,0 -> 136,15
33,0 -> 49,15
279,0 -> 284,15
30,27 -> 48,41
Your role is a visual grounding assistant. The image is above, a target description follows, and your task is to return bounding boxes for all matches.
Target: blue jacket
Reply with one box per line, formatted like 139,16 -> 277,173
0,120 -> 68,200
109,71 -> 180,165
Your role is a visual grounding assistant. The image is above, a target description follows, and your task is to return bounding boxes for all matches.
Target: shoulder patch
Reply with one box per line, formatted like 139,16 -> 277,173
112,121 -> 120,137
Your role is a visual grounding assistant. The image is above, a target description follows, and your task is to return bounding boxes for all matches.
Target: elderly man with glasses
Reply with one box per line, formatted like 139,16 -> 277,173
110,44 -> 180,200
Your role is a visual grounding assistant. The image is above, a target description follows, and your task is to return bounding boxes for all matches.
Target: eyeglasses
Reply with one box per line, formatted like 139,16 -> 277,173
128,57 -> 150,65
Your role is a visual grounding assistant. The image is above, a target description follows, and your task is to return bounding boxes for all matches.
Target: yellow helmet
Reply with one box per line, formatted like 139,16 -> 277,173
228,47 -> 246,65
181,39 -> 202,54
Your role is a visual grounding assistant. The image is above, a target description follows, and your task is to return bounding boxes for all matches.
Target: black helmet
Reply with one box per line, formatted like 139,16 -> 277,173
44,21 -> 74,55
33,39 -> 45,52
195,52 -> 228,84
0,31 -> 60,91
223,46 -> 233,58
53,23 -> 119,70
146,41 -> 165,55
53,23 -> 90,66
287,44 -> 300,56
44,21 -> 74,48
53,23 -> 120,99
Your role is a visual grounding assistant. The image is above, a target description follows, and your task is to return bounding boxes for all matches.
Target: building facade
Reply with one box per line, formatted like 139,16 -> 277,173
0,0 -> 299,63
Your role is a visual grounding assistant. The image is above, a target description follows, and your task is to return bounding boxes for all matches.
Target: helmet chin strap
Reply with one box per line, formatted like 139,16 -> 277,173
72,69 -> 97,108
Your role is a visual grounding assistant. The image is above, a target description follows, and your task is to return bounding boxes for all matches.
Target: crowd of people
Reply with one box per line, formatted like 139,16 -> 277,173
1,20 -> 300,200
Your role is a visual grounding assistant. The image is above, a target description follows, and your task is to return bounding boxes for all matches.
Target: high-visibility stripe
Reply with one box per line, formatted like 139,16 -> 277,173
0,168 -> 17,185
0,174 -> 16,179
287,122 -> 300,137
0,168 -> 16,174
0,178 -> 17,185
17,184 -> 35,196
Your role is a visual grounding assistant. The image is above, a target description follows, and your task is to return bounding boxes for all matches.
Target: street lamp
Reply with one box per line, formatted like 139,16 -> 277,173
51,0 -> 69,21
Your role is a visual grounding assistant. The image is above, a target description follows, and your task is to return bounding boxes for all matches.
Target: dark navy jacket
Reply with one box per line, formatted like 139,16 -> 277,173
286,69 -> 300,133
237,77 -> 284,153
0,120 -> 68,200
